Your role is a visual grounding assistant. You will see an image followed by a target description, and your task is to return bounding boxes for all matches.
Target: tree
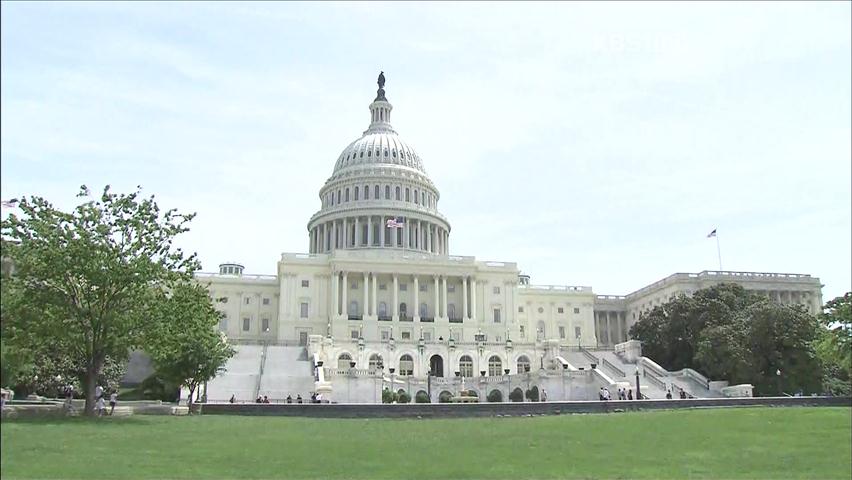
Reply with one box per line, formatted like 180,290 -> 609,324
382,388 -> 398,404
0,186 -> 198,415
509,387 -> 524,402
145,282 -> 235,405
414,390 -> 430,403
397,391 -> 411,404
487,389 -> 503,402
816,293 -> 851,395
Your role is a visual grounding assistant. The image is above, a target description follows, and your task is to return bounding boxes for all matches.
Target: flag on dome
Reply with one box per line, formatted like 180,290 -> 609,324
386,217 -> 404,228
707,229 -> 717,238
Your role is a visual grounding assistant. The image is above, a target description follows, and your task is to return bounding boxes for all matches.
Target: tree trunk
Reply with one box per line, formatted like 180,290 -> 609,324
82,355 -> 105,416
187,384 -> 196,406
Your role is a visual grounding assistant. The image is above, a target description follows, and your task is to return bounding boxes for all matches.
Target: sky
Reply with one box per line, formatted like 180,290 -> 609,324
2,2 -> 850,301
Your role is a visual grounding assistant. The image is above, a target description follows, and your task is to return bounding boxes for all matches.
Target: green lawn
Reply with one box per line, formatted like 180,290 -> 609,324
1,407 -> 849,479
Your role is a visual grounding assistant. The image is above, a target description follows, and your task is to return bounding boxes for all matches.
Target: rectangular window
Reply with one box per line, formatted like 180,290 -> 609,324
519,325 -> 525,338
518,306 -> 524,313
400,284 -> 408,291
419,284 -> 427,292
351,282 -> 358,289
242,317 -> 250,331
244,297 -> 251,305
573,307 -> 580,314
559,326 -> 566,339
493,286 -> 501,294
301,280 -> 310,287
379,283 -> 387,291
401,331 -> 411,340
263,298 -> 270,306
448,285 -> 455,293
300,303 -> 309,318
351,330 -> 359,340
575,326 -> 582,339
493,308 -> 501,323
558,307 -> 564,314
381,330 -> 390,341
423,331 -> 432,342
262,318 -> 270,332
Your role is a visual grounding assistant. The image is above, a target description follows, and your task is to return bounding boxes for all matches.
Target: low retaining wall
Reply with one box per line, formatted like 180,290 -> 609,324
199,396 -> 852,418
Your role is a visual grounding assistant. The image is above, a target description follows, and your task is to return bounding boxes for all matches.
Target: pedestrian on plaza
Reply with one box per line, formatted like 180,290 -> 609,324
680,390 -> 687,399
263,395 -> 270,404
627,389 -> 633,400
255,395 -> 262,403
286,395 -> 292,404
666,390 -> 672,400
229,394 -> 236,404
109,390 -> 118,415
541,389 -> 547,402
296,394 -> 303,404
599,387 -> 605,401
603,388 -> 611,401
311,392 -> 317,403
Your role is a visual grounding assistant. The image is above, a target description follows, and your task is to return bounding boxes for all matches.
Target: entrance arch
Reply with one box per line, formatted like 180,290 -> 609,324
429,354 -> 444,377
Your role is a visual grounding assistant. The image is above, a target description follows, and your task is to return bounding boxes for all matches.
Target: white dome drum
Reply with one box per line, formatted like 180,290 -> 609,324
307,74 -> 451,256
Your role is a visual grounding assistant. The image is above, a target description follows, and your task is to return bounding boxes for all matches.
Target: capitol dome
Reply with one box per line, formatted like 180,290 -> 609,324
307,74 -> 451,256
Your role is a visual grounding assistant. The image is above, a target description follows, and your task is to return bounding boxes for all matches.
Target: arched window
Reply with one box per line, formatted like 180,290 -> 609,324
368,149 -> 372,157
345,188 -> 350,202
488,355 -> 503,376
405,188 -> 410,202
399,354 -> 414,376
459,355 -> 473,378
385,186 -> 390,199
395,186 -> 401,200
338,353 -> 352,370
378,302 -> 388,318
447,304 -> 456,320
336,190 -> 341,204
399,302 -> 407,318
364,185 -> 369,199
384,149 -> 389,157
375,185 -> 380,198
369,354 -> 383,371
422,192 -> 426,205
420,303 -> 428,318
414,189 -> 419,204
354,186 -> 359,200
392,149 -> 396,158
376,148 -> 380,157
360,150 -> 364,158
516,355 -> 531,374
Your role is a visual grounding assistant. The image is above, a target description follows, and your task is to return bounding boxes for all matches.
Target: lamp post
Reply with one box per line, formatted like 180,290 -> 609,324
348,361 -> 356,403
562,363 -> 568,400
776,369 -> 782,396
389,367 -> 395,401
635,367 -> 641,400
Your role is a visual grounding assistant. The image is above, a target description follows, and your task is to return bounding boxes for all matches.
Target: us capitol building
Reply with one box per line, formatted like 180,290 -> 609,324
197,74 -> 823,403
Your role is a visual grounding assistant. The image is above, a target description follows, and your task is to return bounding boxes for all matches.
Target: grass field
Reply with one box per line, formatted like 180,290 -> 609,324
1,407 -> 850,479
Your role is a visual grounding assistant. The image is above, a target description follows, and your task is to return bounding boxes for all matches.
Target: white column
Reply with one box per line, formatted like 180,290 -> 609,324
414,276 -> 420,321
372,274 -> 378,317
341,272 -> 348,319
463,276 -> 469,320
343,218 -> 349,247
441,276 -> 448,319
380,217 -> 385,247
355,217 -> 360,247
433,275 -> 440,320
363,272 -> 369,318
427,223 -> 432,253
403,221 -> 409,249
331,272 -> 339,317
367,217 -> 373,246
392,274 -> 399,321
470,277 -> 477,322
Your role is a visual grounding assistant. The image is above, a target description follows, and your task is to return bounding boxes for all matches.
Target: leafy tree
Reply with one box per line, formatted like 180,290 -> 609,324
382,388 -> 399,404
509,387 -> 524,402
0,186 -> 198,415
816,293 -> 851,395
11,351 -> 126,398
144,282 -> 234,405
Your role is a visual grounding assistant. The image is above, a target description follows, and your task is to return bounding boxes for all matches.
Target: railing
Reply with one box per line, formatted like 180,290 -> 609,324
420,317 -> 434,323
670,368 -> 710,390
579,346 -> 599,364
399,315 -> 412,322
196,272 -> 278,281
643,370 -> 667,391
518,284 -> 592,292
602,358 -> 626,378
449,317 -> 463,323
347,315 -> 362,321
378,316 -> 391,322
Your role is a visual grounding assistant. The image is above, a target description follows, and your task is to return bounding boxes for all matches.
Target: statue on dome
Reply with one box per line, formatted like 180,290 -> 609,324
377,71 -> 385,89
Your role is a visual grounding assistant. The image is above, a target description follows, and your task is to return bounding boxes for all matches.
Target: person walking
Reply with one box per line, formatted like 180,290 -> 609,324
627,389 -> 633,400
229,394 -> 236,404
109,390 -> 118,415
666,390 -> 672,399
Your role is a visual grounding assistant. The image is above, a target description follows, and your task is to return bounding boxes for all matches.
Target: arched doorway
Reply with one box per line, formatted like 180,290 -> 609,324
430,354 -> 444,377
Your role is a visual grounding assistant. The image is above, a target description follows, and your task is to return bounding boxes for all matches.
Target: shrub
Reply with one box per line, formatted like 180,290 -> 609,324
415,390 -> 430,403
525,386 -> 539,402
509,387 -> 524,402
438,390 -> 453,403
398,392 -> 411,403
487,389 -> 503,402
382,388 -> 398,404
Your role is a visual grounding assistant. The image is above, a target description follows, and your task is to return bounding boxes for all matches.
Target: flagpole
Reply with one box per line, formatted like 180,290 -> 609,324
715,232 -> 723,271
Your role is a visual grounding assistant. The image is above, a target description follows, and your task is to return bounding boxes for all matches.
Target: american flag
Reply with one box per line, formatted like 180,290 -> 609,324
386,216 -> 404,228
706,229 -> 717,238
1,199 -> 18,208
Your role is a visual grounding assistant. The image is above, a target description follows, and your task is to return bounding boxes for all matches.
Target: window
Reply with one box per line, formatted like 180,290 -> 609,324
519,325 -> 526,338
405,188 -> 410,202
399,354 -> 414,376
369,354 -> 383,371
558,307 -> 564,314
518,306 -> 524,313
302,280 -> 310,287
360,151 -> 364,158
385,186 -> 390,199
395,186 -> 401,200
538,307 -> 544,313
517,355 -> 531,373
559,326 -> 566,339
350,330 -> 359,340
242,317 -> 251,331
338,353 -> 352,370
419,283 -> 427,292
374,185 -> 379,198
414,189 -> 419,204
399,303 -> 407,317
448,285 -> 455,292
300,303 -> 309,318
381,330 -> 390,341
575,326 -> 581,339
400,283 -> 407,291
448,304 -> 456,319
262,318 -> 270,333
422,192 -> 426,205
368,149 -> 372,157
351,281 -> 358,289
493,286 -> 501,294
354,186 -> 359,200
379,283 -> 387,291
392,149 -> 397,158
364,185 -> 369,199
244,297 -> 251,305
459,355 -> 473,378
348,301 -> 358,316
420,303 -> 428,317
263,298 -> 270,306
345,188 -> 350,202
378,302 -> 388,317
383,149 -> 388,157
573,307 -> 580,314
488,355 -> 503,376
401,331 -> 411,340
493,308 -> 501,323
337,190 -> 341,203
